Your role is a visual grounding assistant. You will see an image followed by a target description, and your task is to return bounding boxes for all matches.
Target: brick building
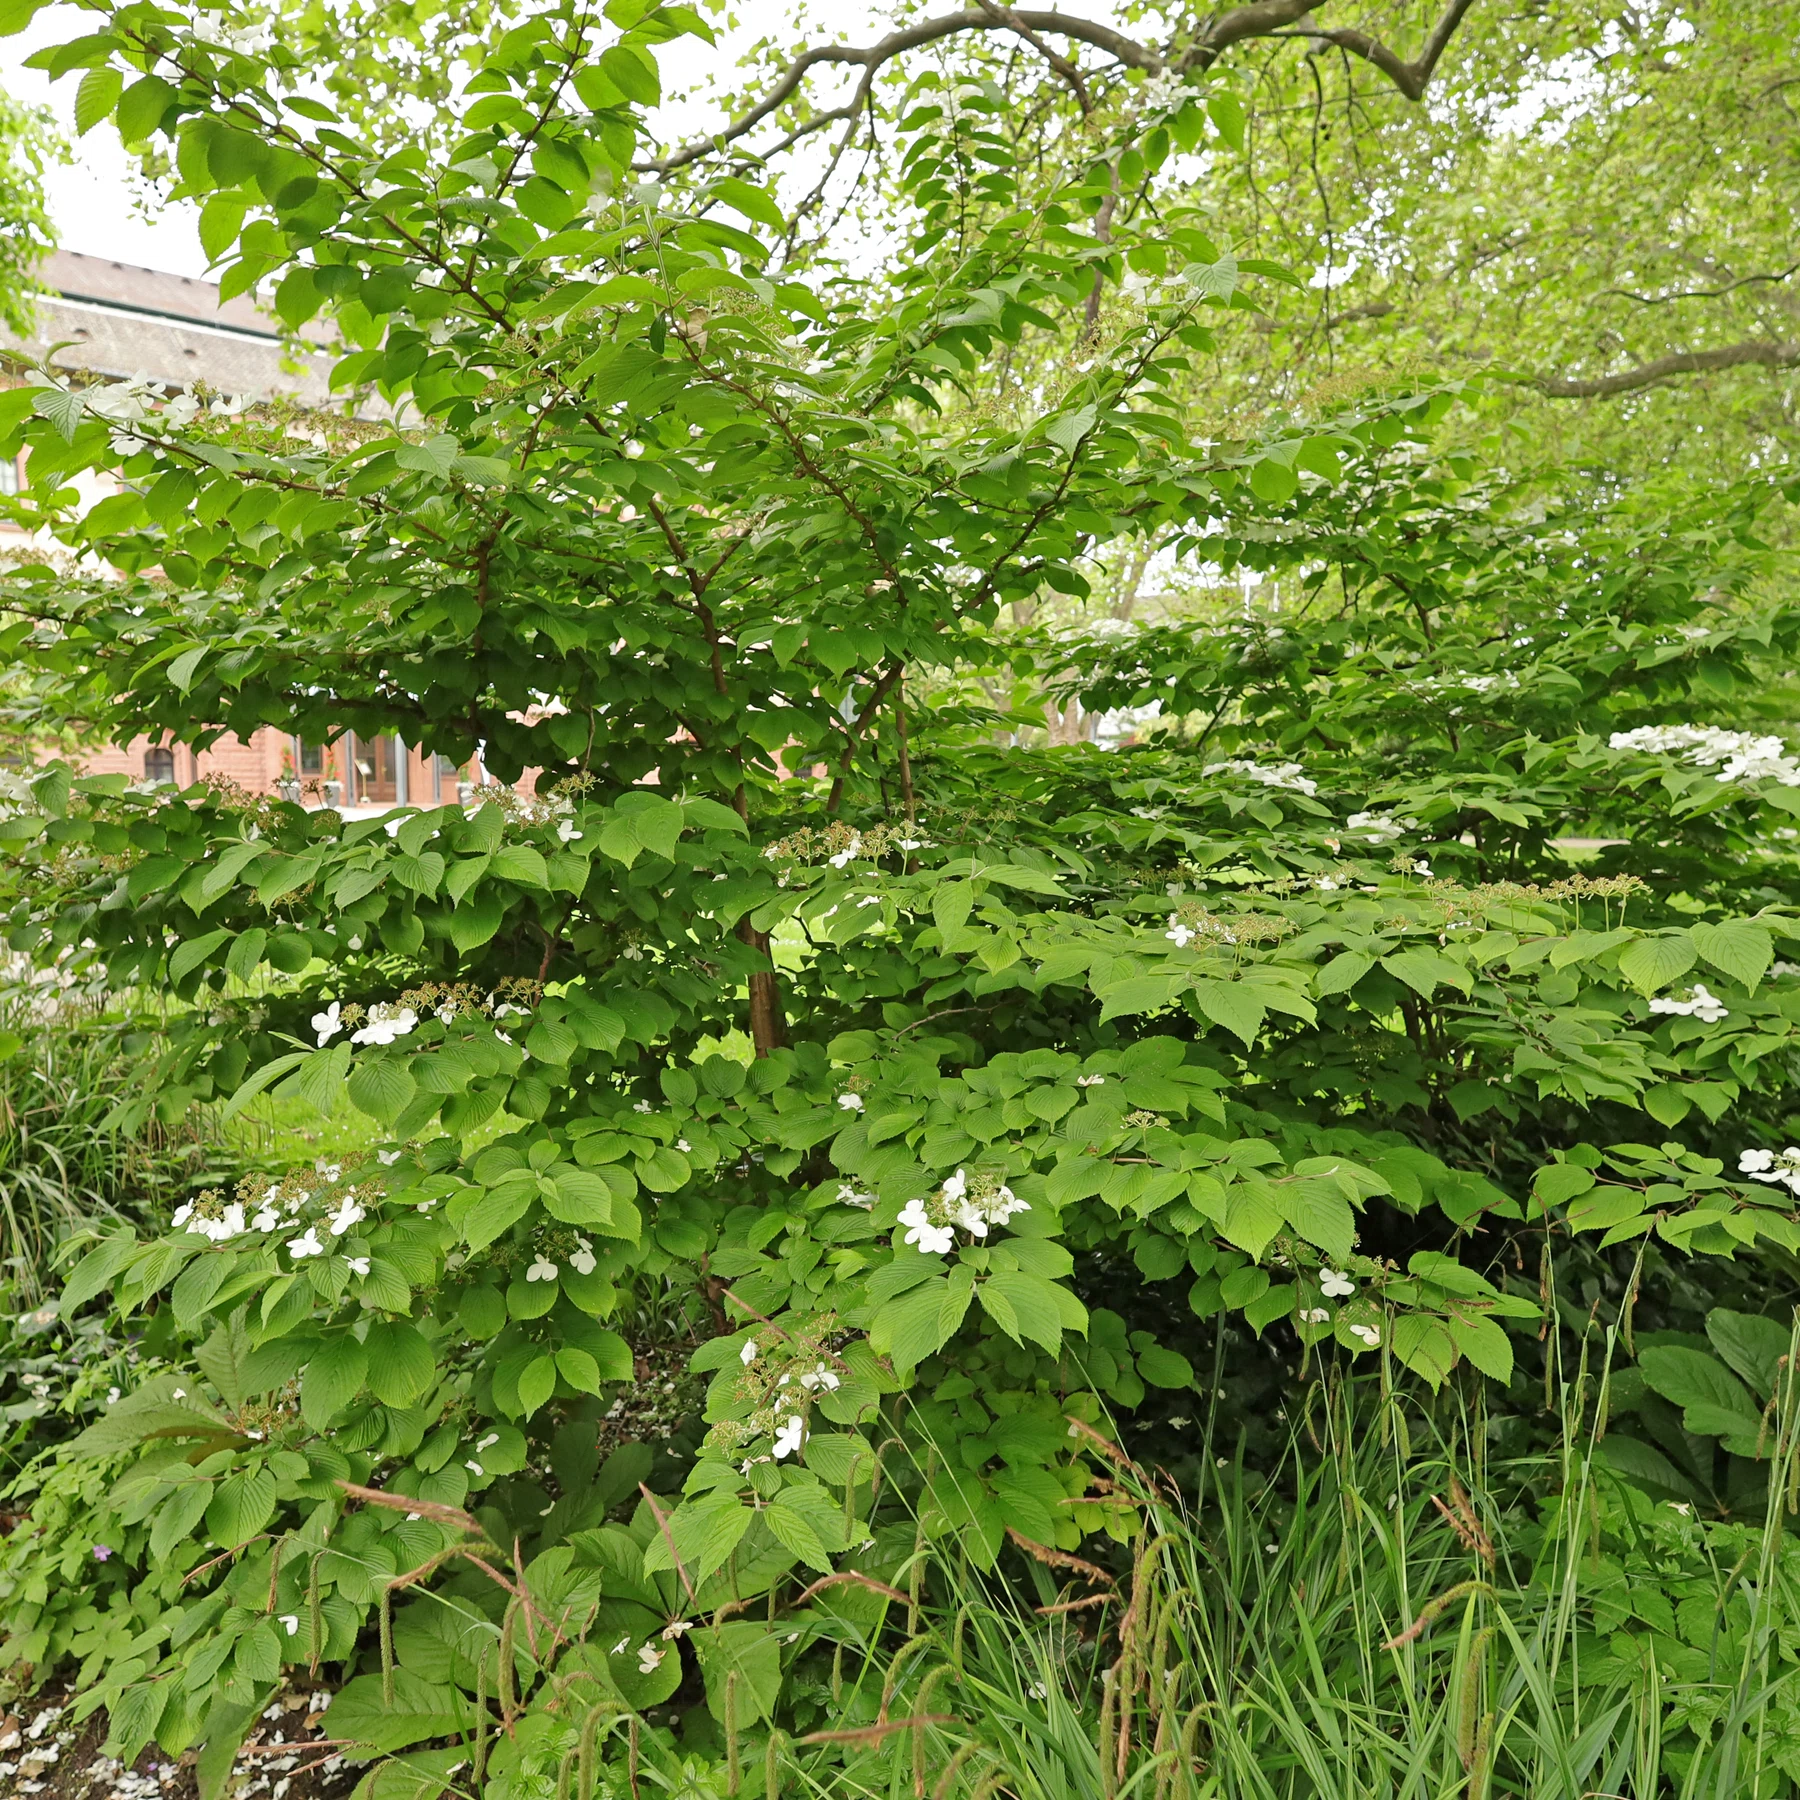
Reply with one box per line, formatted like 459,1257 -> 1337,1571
2,252 -> 483,814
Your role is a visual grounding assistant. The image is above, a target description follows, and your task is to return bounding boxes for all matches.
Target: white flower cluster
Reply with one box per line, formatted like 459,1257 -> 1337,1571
1648,983 -> 1729,1022
525,1236 -> 598,1281
198,18 -> 274,56
311,1000 -> 420,1046
1344,812 -> 1417,844
1739,1147 -> 1800,1195
1204,760 -> 1318,796
82,373 -> 247,455
462,783 -> 583,839
173,1159 -> 370,1258
1609,725 -> 1800,787
897,1167 -> 1030,1255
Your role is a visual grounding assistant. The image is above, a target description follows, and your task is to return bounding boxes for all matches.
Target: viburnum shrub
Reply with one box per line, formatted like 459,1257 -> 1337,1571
5,0 -> 1800,1785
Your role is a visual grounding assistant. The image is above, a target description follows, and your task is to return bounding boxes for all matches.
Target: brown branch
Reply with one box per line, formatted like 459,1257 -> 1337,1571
640,0 -> 1476,175
974,0 -> 1092,112
642,12 -> 1160,173
1603,264 -> 1800,306
1268,0 -> 1477,99
1516,339 -> 1800,399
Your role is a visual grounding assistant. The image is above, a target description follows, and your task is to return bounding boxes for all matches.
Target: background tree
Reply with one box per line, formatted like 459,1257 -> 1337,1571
0,84 -> 61,338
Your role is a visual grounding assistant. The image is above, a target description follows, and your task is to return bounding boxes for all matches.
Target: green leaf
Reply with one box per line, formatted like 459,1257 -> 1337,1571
599,42 -> 660,104
63,1229 -> 139,1312
1135,1343 -> 1194,1388
325,1673 -> 472,1754
73,64 -> 121,134
1207,90 -> 1246,150
347,1054 -> 417,1122
1618,933 -> 1698,995
301,1335 -> 369,1427
491,844 -> 548,885
517,1351 -> 557,1417
712,175 -> 783,229
365,1321 -> 436,1404
1315,951 -> 1371,995
556,1347 -> 602,1394
169,929 -> 230,982
763,1488 -> 837,1573
1221,1178 -> 1285,1259
1639,1346 -> 1762,1439
981,1270 -> 1070,1353
460,1175 -> 537,1250
115,72 -> 176,141
32,386 -> 83,442
1380,949 -> 1469,997
1193,980 -> 1263,1046
289,1042 -> 352,1117
206,1466 -> 277,1548
1706,1309 -> 1790,1398
542,1169 -> 615,1225
221,1052 -> 308,1121
1690,919 -> 1772,991
168,644 -> 208,693
693,1621 -> 782,1725
1446,1314 -> 1513,1384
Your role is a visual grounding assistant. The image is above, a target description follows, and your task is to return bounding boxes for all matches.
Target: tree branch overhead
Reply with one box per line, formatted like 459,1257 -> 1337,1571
641,0 -> 1480,173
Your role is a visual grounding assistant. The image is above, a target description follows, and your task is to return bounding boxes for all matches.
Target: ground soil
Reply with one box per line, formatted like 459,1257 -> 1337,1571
0,1687 -> 361,1800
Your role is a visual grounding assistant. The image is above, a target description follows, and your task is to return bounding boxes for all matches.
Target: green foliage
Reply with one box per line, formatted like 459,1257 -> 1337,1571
3,0 -> 1800,1788
0,84 -> 60,338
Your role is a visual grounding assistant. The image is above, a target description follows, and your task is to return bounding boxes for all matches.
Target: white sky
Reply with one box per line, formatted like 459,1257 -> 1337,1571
0,0 -> 906,279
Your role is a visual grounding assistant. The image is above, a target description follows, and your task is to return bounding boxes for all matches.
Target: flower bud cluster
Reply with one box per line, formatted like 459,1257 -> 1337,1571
463,781 -> 585,839
313,979 -> 543,1046
1162,902 -> 1292,950
897,1167 -> 1030,1255
703,1317 -> 849,1469
522,1225 -> 599,1282
172,1161 -> 381,1259
762,821 -> 928,870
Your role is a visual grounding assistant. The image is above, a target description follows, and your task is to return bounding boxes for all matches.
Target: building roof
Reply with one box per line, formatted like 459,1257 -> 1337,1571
2,249 -> 336,405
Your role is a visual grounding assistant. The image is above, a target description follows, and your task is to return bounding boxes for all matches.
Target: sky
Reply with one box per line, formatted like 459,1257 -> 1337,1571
0,0 -> 899,281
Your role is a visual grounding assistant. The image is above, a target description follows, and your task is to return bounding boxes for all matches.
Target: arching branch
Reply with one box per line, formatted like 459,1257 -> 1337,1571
1271,0 -> 1479,101
1521,340 -> 1800,399
639,0 -> 1479,175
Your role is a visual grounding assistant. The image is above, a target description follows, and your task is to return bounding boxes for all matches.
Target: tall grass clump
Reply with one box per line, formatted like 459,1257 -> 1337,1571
0,972 -> 204,1293
726,1325 -> 1800,1800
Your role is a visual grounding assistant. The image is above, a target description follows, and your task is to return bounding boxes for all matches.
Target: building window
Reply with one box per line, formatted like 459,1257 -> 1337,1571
0,456 -> 20,497
347,733 -> 405,806
297,740 -> 325,776
144,746 -> 177,784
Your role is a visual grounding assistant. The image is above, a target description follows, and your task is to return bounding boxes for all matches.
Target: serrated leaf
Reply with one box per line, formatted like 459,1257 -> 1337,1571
1447,1314 -> 1513,1383
347,1054 -> 417,1122
301,1335 -> 368,1427
1690,919 -> 1772,991
32,386 -> 83,442
206,1466 -> 277,1548
365,1321 -> 435,1404
73,64 -> 121,134
1619,933 -> 1698,995
1639,1345 -> 1761,1439
517,1352 -> 557,1417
